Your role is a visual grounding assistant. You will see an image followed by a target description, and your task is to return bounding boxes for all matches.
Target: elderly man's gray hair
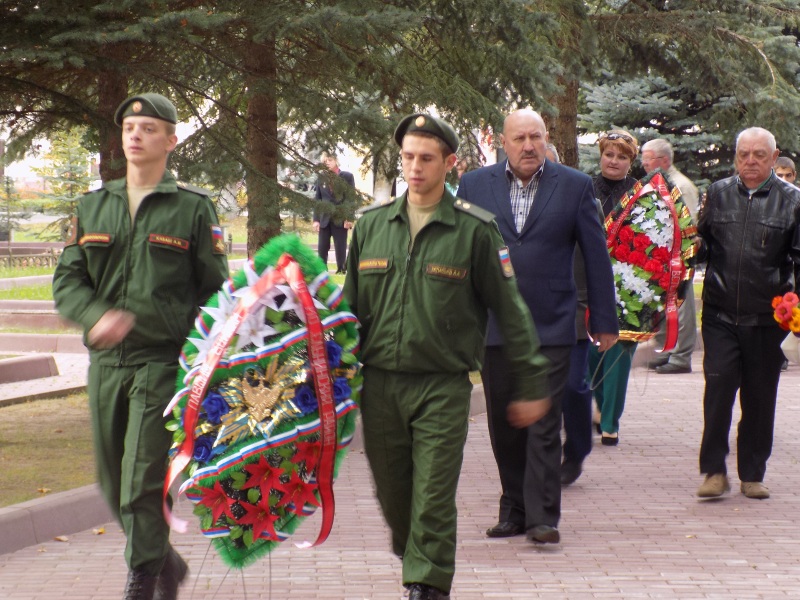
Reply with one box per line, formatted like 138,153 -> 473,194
736,127 -> 777,152
641,139 -> 674,164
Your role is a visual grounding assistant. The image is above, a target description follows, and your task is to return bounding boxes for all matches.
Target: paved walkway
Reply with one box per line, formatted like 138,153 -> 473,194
1,348 -> 800,598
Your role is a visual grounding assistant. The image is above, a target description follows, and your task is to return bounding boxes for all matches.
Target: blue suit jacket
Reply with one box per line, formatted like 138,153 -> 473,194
457,160 -> 618,346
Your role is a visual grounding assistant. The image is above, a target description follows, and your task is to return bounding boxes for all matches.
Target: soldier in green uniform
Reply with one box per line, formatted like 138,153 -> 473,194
343,114 -> 551,600
53,93 -> 229,600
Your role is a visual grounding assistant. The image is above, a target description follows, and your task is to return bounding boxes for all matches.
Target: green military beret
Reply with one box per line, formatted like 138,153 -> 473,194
394,113 -> 459,154
114,93 -> 178,126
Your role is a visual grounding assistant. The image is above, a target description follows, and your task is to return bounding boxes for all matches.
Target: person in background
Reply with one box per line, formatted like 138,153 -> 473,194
545,142 -> 599,485
695,127 -> 800,500
775,156 -> 797,185
641,138 -> 700,375
457,109 -> 618,544
313,152 -> 355,274
344,113 -> 550,600
775,156 -> 798,371
53,93 -> 230,600
588,129 -> 639,446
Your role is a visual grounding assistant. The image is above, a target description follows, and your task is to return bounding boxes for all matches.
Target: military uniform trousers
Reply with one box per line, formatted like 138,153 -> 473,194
361,366 -> 472,594
88,360 -> 176,575
699,312 -> 787,482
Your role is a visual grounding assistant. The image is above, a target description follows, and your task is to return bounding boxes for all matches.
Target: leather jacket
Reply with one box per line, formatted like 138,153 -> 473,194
697,173 -> 800,325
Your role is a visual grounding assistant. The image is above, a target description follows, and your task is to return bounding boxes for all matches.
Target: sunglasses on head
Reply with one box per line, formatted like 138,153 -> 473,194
600,132 -> 635,144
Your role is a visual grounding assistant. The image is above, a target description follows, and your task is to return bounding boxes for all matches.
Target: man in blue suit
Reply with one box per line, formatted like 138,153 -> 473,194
457,109 -> 618,544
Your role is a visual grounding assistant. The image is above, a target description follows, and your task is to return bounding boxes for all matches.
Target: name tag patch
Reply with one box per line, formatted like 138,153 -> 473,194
359,258 -> 389,270
79,233 -> 111,245
426,263 -> 467,280
149,233 -> 189,251
499,246 -> 514,278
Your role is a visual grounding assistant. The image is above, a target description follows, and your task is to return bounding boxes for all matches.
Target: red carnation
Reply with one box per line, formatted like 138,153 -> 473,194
651,246 -> 670,263
618,226 -> 635,244
628,250 -> 648,267
613,244 -> 631,262
658,272 -> 671,290
644,259 -> 664,274
633,234 -> 653,251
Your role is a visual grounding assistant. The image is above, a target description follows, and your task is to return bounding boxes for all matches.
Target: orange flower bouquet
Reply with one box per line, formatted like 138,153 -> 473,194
772,292 -> 800,335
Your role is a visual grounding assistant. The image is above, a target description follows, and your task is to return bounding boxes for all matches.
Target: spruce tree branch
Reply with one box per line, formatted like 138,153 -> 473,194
714,27 -> 776,87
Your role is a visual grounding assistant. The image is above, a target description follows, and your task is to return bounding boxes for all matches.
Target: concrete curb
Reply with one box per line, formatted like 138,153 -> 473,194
0,485 -> 113,555
0,333 -> 85,353
0,383 -> 487,556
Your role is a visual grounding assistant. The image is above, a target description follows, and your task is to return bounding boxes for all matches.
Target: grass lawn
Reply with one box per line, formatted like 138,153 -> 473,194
0,283 -> 53,300
0,393 -> 95,507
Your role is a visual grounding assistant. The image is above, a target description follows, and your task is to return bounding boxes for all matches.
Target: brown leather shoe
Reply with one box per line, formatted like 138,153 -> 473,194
697,474 -> 730,498
741,481 -> 770,499
526,524 -> 560,544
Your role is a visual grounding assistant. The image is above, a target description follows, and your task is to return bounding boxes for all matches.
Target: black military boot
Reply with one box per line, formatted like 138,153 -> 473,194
154,547 -> 189,600
122,569 -> 157,600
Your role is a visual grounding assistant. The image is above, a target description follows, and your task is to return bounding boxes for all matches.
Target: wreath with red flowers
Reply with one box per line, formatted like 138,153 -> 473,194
605,170 -> 697,345
163,234 -> 361,569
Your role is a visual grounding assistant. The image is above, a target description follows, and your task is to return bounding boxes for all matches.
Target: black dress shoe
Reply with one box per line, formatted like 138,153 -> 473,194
527,524 -> 560,544
407,583 -> 450,600
123,569 -> 157,600
154,547 -> 188,600
560,459 -> 583,486
601,434 -> 619,446
486,521 -> 524,538
655,363 -> 691,374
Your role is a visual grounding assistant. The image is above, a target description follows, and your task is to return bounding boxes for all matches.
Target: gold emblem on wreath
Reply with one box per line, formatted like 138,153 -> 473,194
242,358 -> 306,422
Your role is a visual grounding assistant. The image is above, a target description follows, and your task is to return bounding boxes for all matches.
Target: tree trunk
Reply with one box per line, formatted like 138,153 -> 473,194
372,145 -> 396,203
97,71 -> 127,183
243,37 -> 280,257
547,78 -> 580,169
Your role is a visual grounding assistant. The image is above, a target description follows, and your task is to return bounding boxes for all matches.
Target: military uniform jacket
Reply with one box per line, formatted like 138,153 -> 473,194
343,189 -> 549,401
53,172 -> 230,365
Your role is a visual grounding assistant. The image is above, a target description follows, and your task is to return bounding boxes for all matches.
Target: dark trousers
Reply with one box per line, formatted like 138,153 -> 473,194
699,313 -> 787,482
318,222 -> 348,272
562,339 -> 592,464
481,345 -> 571,529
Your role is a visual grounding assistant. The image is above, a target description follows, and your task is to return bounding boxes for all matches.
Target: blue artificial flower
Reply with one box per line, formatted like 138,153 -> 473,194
325,340 -> 343,368
333,377 -> 351,403
293,384 -> 318,415
202,390 -> 230,424
193,435 -> 215,463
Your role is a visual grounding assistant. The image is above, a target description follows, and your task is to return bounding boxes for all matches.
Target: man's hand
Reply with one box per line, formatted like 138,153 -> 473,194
88,309 -> 135,349
344,220 -> 353,230
312,221 -> 320,233
507,398 -> 552,428
591,332 -> 619,353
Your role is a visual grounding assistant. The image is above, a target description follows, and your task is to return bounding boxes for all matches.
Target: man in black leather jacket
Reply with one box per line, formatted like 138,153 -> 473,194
695,127 -> 800,500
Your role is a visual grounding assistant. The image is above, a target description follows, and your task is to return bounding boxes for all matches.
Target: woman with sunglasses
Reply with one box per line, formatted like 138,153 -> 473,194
588,129 -> 639,446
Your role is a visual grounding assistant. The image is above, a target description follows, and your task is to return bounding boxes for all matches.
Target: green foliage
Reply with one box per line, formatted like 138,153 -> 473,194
30,127 -> 96,229
578,2 -> 800,187
5,0 -> 800,245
